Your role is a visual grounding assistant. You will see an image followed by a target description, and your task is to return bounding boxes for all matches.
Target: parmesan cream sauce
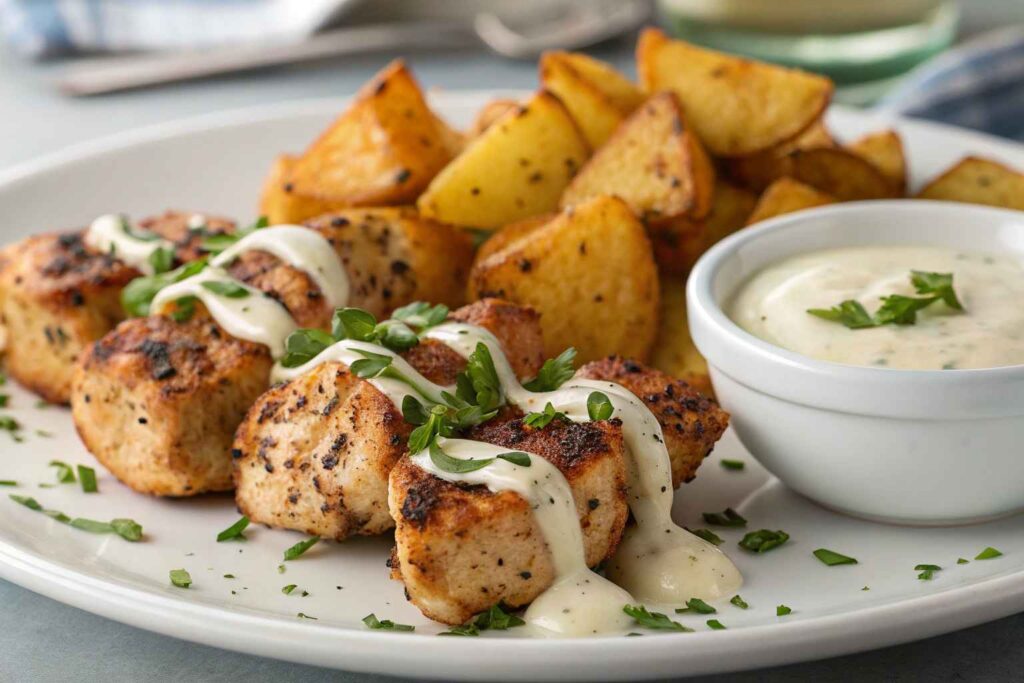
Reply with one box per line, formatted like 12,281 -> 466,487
729,245 -> 1024,370
84,213 -> 178,275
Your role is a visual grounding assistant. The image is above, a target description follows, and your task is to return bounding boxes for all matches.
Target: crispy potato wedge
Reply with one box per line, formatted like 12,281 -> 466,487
723,119 -> 835,191
637,28 -> 833,157
746,177 -> 837,225
473,214 -> 555,267
558,52 -> 645,114
466,99 -> 521,139
790,147 -> 896,201
540,52 -> 636,149
469,195 -> 659,362
561,92 -> 715,220
916,156 -> 1024,211
417,90 -> 590,230
651,275 -> 713,396
848,129 -> 907,195
648,181 -> 757,274
284,60 -> 458,210
258,155 -> 342,225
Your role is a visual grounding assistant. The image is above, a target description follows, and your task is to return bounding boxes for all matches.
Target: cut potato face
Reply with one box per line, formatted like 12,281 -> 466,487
724,119 -> 835,192
258,155 -> 342,225
473,214 -> 555,268
466,99 -> 521,139
561,92 -> 715,220
637,28 -> 833,157
558,52 -> 645,114
469,195 -> 659,363
849,129 -> 907,195
417,90 -> 590,230
746,177 -> 836,225
286,60 -> 458,208
650,275 -> 712,396
648,181 -> 757,274
916,156 -> 1024,211
790,147 -> 896,201
540,52 -> 629,150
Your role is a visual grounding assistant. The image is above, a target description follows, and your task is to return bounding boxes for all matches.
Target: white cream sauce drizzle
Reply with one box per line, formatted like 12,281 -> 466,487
84,214 -> 175,275
148,226 -> 349,359
271,321 -> 743,634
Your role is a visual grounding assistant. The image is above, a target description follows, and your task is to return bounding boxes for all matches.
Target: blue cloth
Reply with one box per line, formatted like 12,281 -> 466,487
0,0 -> 355,58
879,26 -> 1024,140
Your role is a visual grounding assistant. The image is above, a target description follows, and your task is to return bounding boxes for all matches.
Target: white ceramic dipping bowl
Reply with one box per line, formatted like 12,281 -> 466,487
687,200 -> 1024,525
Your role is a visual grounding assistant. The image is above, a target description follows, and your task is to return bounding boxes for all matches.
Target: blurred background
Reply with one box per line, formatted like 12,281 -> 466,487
1,0 -> 1023,169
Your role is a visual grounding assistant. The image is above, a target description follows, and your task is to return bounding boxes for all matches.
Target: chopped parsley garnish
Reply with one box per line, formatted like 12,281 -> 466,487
813,548 -> 858,566
720,459 -> 745,471
496,452 -> 531,467
281,584 -> 298,595
216,516 -> 250,542
702,508 -> 747,527
776,605 -> 792,616
70,518 -> 113,534
808,270 -> 964,329
391,301 -> 449,329
48,460 -> 76,484
0,416 -> 21,441
623,604 -> 692,632
439,624 -> 480,636
148,246 -> 175,274
121,257 -> 208,318
916,564 -> 941,580
200,280 -> 249,298
523,347 -> 576,392
685,527 -> 723,545
7,494 -> 141,540
523,402 -> 565,429
730,595 -> 749,609
957,558 -> 969,565
198,216 -> 268,254
169,569 -> 192,588
111,519 -> 144,541
587,392 -> 614,421
283,536 -> 320,561
349,349 -> 394,379
223,574 -> 235,579
975,547 -> 1003,560
296,612 -> 318,620
675,598 -> 716,615
472,604 -> 525,631
362,613 -> 414,632
0,480 -> 17,487
428,441 -> 493,474
10,494 -> 41,510
77,465 -> 98,493
739,529 -> 790,554
706,619 -> 726,630
0,395 -> 9,408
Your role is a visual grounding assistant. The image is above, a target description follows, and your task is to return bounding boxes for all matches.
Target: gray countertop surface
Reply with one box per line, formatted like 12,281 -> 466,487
1,30 -> 1022,683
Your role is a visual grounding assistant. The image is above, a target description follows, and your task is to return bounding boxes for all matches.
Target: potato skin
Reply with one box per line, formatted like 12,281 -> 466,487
233,299 -> 545,538
0,211 -> 234,404
72,315 -> 273,496
916,156 -> 1024,210
389,415 -> 629,625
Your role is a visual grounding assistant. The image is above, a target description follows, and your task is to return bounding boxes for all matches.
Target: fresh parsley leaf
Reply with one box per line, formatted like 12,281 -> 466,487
296,612 -> 318,620
439,623 -> 479,636
10,494 -> 42,510
677,598 -> 716,615
497,452 -> 531,467
776,605 -> 792,616
915,563 -> 941,580
720,459 -> 745,471
587,391 -> 614,421
472,604 -> 525,630
702,508 -> 747,527
623,604 -> 692,632
807,300 -> 876,329
407,405 -> 451,454
49,460 -> 76,484
199,216 -> 268,254
200,280 -> 250,298
332,308 -> 378,341
976,547 -> 1003,560
283,536 -> 320,561
685,527 -> 724,545
739,529 -> 790,554
111,518 -> 143,542
706,619 -> 726,630
401,395 -> 431,426
148,246 -> 175,274
391,301 -> 449,329
0,480 -> 16,487
428,441 -> 493,474
362,613 -> 414,631
957,558 -> 969,565
169,569 -> 192,588
463,343 -> 503,413
349,349 -> 394,379
169,295 -> 198,322
280,328 -> 335,368
121,257 -> 208,318
523,348 -> 577,392
376,321 -> 419,351
70,518 -> 113,534
809,271 -> 964,329
216,516 -> 250,542
874,294 -> 938,326
119,217 -> 163,242
911,270 -> 963,309
523,402 -> 565,429
282,584 -> 298,595
813,548 -> 858,566
77,465 -> 98,493
730,595 -> 749,609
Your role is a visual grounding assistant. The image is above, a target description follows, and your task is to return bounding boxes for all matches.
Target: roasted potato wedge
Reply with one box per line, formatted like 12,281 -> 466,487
258,155 -> 342,225
790,147 -> 896,201
746,177 -> 837,225
916,156 -> 1024,210
469,195 -> 659,363
276,60 -> 458,216
418,91 -> 589,230
650,275 -> 713,396
472,214 -> 555,267
557,52 -> 645,114
466,99 -> 521,139
648,181 -> 757,274
723,119 -> 835,192
637,28 -> 833,157
848,129 -> 907,195
561,92 -> 714,220
540,51 -> 638,149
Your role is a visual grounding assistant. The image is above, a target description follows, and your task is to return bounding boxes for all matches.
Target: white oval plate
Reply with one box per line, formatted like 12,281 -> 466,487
1,94 -> 1024,681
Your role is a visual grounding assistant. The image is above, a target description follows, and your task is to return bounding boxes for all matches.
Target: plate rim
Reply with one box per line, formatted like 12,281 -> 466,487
2,93 -> 1024,680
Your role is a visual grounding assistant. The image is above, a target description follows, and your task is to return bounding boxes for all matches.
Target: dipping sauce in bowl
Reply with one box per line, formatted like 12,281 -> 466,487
729,245 -> 1024,371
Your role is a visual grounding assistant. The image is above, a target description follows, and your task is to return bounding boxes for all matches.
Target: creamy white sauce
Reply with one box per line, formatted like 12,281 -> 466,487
730,245 -> 1024,370
148,225 -> 349,359
84,214 -> 174,275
